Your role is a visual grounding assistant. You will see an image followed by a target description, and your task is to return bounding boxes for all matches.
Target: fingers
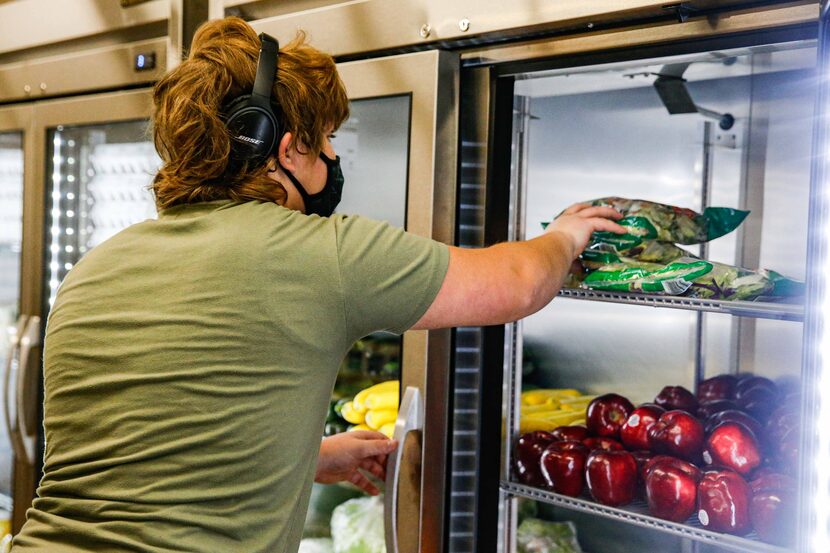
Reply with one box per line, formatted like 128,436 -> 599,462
589,218 -> 628,234
349,471 -> 381,496
574,206 -> 623,220
359,457 -> 387,480
560,202 -> 591,216
358,438 -> 398,458
347,430 -> 389,441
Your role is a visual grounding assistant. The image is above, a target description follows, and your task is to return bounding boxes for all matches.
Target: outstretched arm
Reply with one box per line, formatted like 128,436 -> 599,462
315,431 -> 398,495
413,203 -> 625,329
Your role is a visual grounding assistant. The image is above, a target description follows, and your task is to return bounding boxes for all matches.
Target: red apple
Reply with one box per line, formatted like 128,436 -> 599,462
550,425 -> 589,443
697,375 -> 737,401
697,399 -> 740,420
774,425 -> 800,476
585,450 -> 637,507
735,376 -> 777,399
750,471 -> 796,495
751,488 -> 797,546
586,394 -> 634,439
540,441 -> 589,497
620,405 -> 665,451
514,431 -> 555,486
765,405 -> 800,452
704,410 -> 763,439
737,386 -> 780,423
654,386 -> 699,415
643,455 -> 702,481
631,450 -> 656,496
648,410 -> 705,462
703,422 -> 762,476
697,470 -> 752,535
582,437 -> 624,452
646,459 -> 702,522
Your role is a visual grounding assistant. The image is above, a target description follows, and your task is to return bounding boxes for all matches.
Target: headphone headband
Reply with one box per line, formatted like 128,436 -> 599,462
252,33 -> 278,103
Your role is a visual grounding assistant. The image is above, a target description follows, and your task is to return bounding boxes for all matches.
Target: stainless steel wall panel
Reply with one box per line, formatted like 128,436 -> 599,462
462,2 -> 817,67
0,0 -> 168,56
249,0 -> 696,59
0,39 -> 166,103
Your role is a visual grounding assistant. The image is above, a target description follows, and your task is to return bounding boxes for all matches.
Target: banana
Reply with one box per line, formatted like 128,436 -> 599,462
521,389 -> 582,406
340,401 -> 365,425
347,424 -> 372,432
365,391 -> 398,410
353,380 -> 399,413
379,422 -> 395,439
365,408 -> 398,430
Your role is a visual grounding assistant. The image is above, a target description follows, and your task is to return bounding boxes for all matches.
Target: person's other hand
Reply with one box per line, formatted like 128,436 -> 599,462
315,431 -> 398,495
545,203 -> 627,258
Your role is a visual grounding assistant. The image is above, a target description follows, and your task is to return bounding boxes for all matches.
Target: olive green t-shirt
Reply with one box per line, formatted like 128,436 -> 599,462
12,200 -> 449,553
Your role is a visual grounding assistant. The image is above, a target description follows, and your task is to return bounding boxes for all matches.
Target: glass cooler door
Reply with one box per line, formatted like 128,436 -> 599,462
468,22 -> 820,553
0,102 -> 32,537
1,89 -> 160,527
290,50 -> 458,553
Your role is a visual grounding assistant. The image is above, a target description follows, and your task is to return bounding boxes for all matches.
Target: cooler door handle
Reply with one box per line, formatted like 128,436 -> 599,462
384,386 -> 423,553
15,316 -> 41,466
3,315 -> 27,464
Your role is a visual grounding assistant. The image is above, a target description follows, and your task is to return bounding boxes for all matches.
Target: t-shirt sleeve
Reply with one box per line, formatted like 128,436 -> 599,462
334,215 -> 449,339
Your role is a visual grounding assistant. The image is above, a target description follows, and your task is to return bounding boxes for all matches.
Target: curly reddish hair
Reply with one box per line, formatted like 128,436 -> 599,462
151,16 -> 349,210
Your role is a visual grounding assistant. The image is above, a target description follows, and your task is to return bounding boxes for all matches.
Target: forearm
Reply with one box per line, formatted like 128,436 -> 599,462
493,231 -> 576,317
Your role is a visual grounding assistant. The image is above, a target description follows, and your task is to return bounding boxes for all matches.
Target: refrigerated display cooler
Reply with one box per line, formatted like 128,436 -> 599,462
458,7 -> 828,553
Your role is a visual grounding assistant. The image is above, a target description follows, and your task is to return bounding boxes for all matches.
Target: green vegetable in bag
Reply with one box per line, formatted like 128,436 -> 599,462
517,518 -> 582,553
582,255 -> 804,301
330,495 -> 385,553
588,197 -> 749,246
582,257 -> 713,295
581,240 -> 690,269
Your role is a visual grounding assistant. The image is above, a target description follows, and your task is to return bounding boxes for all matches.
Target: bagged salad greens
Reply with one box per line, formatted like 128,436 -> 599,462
516,518 -> 582,553
581,255 -> 804,301
330,495 -> 385,553
587,197 -> 749,249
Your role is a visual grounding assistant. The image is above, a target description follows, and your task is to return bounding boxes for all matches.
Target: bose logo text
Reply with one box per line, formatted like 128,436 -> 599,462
236,135 -> 264,145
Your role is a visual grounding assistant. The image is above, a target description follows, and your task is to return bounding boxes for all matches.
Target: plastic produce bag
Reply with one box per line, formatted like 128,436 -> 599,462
299,538 -> 335,553
582,256 -> 804,301
330,495 -> 385,553
516,518 -> 582,553
587,197 -> 748,248
581,240 -> 689,269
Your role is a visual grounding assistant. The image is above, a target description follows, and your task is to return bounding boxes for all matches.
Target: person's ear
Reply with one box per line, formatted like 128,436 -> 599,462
277,132 -> 296,172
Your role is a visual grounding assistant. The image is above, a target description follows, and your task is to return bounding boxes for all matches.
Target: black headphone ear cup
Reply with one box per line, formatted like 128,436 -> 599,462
225,99 -> 279,166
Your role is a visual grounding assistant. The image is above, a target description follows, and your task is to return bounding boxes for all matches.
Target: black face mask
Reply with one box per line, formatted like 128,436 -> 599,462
280,152 -> 344,217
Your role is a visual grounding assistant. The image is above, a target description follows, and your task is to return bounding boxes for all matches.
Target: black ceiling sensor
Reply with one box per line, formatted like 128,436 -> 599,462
652,62 -> 735,130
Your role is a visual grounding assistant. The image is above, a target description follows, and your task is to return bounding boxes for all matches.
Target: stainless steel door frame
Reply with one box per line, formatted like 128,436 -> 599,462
244,0 -> 786,59
0,102 -> 36,533
336,50 -> 458,552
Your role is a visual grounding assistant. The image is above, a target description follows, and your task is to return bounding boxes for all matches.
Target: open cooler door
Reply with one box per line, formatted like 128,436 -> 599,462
0,103 -> 34,536
335,50 -> 458,553
252,46 -> 458,551
801,2 -> 830,552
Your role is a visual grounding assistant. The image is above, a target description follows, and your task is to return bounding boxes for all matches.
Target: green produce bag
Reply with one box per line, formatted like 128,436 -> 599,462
582,256 -> 804,301
588,197 -> 749,245
581,240 -> 690,269
516,518 -> 582,553
299,538 -> 335,553
330,495 -> 385,553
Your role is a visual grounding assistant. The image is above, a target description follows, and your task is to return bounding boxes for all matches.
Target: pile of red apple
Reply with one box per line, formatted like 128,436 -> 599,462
513,374 -> 800,546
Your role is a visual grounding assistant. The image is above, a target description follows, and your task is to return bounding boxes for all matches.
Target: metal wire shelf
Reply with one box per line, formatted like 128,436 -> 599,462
557,288 -> 804,322
501,481 -> 791,553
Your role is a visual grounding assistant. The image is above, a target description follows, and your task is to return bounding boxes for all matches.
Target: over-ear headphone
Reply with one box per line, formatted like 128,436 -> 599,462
224,33 -> 281,169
